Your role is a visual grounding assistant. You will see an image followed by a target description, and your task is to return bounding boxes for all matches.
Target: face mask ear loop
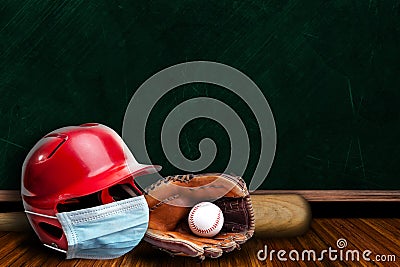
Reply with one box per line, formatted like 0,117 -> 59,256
43,243 -> 67,254
121,184 -> 137,197
24,210 -> 58,220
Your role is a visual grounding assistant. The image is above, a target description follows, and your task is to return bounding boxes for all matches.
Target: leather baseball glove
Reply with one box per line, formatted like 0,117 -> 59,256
143,173 -> 255,260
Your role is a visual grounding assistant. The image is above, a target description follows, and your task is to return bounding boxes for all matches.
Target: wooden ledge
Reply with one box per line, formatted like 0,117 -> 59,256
252,190 -> 400,202
3,190 -> 400,203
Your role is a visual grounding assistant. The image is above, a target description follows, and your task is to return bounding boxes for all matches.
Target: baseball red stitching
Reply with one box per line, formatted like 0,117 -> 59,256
189,204 -> 221,234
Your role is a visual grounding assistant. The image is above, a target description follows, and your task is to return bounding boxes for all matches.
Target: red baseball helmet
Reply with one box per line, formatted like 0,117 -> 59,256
21,123 -> 160,251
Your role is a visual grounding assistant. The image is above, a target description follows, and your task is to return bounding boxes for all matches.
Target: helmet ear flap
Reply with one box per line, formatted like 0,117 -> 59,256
38,222 -> 63,239
25,214 -> 68,250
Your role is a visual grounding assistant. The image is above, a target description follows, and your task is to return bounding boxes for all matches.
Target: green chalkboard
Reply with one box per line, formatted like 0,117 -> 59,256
1,0 -> 399,190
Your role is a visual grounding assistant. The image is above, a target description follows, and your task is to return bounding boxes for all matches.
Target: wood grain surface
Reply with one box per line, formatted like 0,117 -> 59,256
0,191 -> 21,202
251,194 -> 310,238
0,218 -> 398,266
0,212 -> 30,232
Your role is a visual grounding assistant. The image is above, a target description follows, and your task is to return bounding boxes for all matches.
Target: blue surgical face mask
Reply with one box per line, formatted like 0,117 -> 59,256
26,195 -> 149,259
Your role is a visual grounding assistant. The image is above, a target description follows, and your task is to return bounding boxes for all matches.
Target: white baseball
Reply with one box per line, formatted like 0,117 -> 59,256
188,202 -> 224,237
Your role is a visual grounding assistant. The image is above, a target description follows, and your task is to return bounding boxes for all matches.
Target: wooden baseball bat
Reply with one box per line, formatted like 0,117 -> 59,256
250,194 -> 311,238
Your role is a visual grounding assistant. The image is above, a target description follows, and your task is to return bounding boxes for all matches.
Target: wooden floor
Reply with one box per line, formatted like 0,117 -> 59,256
0,218 -> 399,266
